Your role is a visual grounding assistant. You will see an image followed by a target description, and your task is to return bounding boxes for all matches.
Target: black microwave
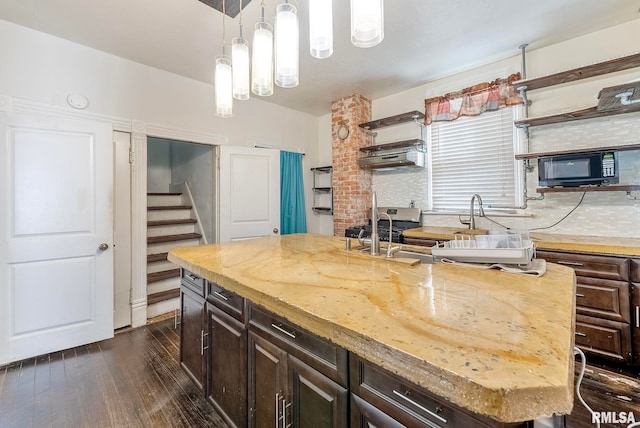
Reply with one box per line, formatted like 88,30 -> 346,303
538,152 -> 618,187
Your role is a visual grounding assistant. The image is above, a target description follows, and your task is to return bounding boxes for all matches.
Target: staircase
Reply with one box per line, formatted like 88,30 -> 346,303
147,192 -> 202,319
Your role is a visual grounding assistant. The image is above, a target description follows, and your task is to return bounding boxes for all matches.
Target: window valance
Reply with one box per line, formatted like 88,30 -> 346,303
424,72 -> 523,125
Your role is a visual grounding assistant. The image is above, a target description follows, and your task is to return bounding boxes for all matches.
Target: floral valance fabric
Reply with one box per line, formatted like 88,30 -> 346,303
424,72 -> 523,125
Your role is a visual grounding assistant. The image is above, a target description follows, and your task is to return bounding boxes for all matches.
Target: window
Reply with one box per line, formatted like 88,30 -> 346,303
428,107 -> 521,210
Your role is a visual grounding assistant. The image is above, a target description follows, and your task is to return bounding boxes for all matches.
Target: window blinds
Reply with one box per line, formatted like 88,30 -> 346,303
429,107 -> 518,210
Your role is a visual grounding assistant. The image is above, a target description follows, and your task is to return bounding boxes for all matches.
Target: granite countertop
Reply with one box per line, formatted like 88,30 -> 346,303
403,227 -> 640,257
168,234 -> 576,423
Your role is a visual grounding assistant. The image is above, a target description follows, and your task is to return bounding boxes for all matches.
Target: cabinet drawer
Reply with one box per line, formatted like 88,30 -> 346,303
249,304 -> 348,387
536,251 -> 629,281
181,269 -> 205,297
575,315 -> 632,363
575,276 -> 630,322
349,355 -> 524,428
402,237 -> 437,247
632,259 -> 640,282
207,282 -> 245,322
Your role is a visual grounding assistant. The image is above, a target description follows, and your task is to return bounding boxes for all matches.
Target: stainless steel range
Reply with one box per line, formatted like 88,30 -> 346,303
344,207 -> 422,243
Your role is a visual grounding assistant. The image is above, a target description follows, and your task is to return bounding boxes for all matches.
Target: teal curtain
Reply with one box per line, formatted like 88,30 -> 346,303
280,151 -> 307,234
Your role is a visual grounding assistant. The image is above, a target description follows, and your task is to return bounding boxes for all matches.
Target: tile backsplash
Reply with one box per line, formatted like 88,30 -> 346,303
373,113 -> 640,238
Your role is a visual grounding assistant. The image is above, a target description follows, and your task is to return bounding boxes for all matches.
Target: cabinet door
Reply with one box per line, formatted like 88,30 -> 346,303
632,283 -> 640,365
289,355 -> 348,428
207,304 -> 247,428
351,393 -> 405,428
248,331 -> 288,428
180,287 -> 205,390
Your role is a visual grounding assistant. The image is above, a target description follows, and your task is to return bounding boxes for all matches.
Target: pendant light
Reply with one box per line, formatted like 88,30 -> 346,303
309,0 -> 333,59
350,0 -> 384,48
275,1 -> 299,88
252,1 -> 274,96
215,0 -> 233,117
232,9 -> 250,100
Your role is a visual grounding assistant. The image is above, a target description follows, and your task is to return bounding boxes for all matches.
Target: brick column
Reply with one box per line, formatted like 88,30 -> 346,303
331,94 -> 372,237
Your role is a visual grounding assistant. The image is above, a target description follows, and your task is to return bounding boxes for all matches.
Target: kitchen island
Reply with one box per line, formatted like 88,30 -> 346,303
168,233 -> 576,424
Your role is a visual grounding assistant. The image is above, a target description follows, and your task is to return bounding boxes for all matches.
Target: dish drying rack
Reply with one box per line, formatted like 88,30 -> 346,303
431,232 -> 535,267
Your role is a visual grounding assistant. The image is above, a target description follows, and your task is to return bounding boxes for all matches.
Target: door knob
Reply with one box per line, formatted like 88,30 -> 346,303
98,243 -> 109,251
273,228 -> 279,234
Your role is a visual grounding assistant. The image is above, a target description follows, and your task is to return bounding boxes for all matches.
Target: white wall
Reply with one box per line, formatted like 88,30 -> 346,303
0,19 -> 321,232
364,18 -> 640,238
170,141 -> 215,243
146,138 -> 171,193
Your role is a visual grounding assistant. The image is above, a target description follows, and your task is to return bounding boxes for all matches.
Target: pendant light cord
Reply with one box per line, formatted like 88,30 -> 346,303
222,0 -> 226,55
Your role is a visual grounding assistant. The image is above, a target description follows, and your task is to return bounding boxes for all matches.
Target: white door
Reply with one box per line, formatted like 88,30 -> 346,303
218,146 -> 280,242
0,113 -> 114,364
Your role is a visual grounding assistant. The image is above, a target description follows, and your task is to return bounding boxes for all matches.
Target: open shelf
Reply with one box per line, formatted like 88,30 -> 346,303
359,111 -> 425,130
536,185 -> 640,194
311,166 -> 332,173
311,166 -> 333,215
513,52 -> 640,91
515,143 -> 640,160
514,103 -> 640,128
359,139 -> 425,153
312,207 -> 333,213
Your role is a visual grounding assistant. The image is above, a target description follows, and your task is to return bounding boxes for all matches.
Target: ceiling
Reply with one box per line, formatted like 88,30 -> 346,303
1,0 -> 639,116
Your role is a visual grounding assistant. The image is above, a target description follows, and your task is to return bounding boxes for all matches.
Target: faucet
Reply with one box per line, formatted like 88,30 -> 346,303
469,193 -> 485,230
369,192 -> 381,256
380,212 -> 402,258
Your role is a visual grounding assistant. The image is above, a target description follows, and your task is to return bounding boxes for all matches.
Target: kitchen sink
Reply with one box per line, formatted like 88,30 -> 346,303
392,250 -> 435,264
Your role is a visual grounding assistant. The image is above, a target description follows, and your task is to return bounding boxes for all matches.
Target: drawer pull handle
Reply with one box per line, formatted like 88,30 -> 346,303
392,389 -> 447,424
575,293 -> 585,298
557,261 -> 583,267
575,332 -> 587,337
636,306 -> 639,329
275,393 -> 280,428
213,291 -> 229,301
271,323 -> 296,339
187,274 -> 199,281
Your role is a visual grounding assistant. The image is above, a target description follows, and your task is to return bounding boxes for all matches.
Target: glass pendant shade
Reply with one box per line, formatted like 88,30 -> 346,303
309,0 -> 333,59
251,22 -> 274,96
350,0 -> 384,48
215,55 -> 233,117
232,37 -> 250,100
275,3 -> 299,88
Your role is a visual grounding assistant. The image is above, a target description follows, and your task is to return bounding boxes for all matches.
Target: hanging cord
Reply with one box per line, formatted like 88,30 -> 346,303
574,347 -> 600,428
238,0 -> 243,38
529,192 -> 586,231
474,192 -> 587,232
260,0 -> 265,23
221,0 -> 226,55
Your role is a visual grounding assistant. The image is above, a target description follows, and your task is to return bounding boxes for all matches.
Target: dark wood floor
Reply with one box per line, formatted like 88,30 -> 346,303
0,319 -> 228,428
2,318 -> 640,428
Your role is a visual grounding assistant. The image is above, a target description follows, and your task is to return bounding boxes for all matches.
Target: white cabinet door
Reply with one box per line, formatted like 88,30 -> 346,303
0,113 -> 114,364
218,146 -> 280,242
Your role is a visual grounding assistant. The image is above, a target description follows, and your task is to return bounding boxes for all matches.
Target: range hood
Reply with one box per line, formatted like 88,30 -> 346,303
358,139 -> 426,170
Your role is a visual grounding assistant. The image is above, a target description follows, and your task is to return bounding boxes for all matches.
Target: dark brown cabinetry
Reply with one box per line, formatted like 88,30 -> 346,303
248,304 -> 348,428
632,260 -> 640,365
349,354 -> 526,428
206,282 -> 247,428
179,270 -> 206,391
536,250 -> 638,367
179,276 -> 540,426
